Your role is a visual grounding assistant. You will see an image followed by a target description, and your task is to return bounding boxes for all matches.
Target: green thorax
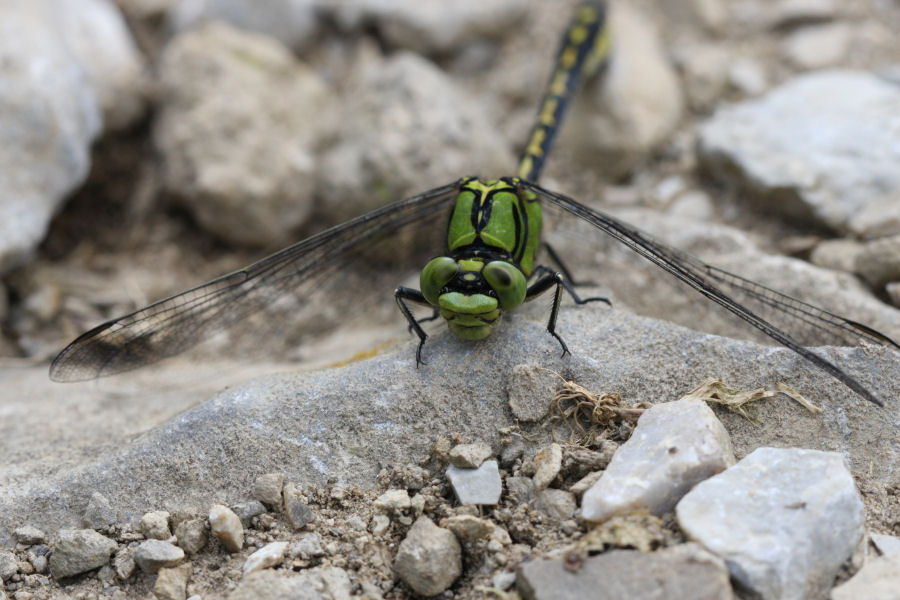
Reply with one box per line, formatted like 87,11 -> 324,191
445,178 -> 542,275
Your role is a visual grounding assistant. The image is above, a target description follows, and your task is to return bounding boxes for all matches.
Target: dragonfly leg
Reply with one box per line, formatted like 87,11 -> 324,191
543,243 -> 595,287
395,287 -> 431,366
531,265 -> 611,306
525,272 -> 573,358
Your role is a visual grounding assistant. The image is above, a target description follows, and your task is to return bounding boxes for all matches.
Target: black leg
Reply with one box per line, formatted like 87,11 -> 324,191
531,265 -> 611,306
395,287 -> 432,366
525,272 -> 573,358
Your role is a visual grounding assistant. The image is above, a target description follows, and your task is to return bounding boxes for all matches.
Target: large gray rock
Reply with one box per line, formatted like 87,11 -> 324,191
1,304 -> 898,545
516,543 -> 732,600
677,447 -> 865,600
699,70 -> 900,236
155,22 -> 334,246
582,398 -> 735,523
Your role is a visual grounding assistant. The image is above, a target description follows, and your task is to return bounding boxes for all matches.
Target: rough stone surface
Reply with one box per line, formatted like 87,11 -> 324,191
155,22 -> 334,246
677,447 -> 865,600
564,2 -> 684,178
699,70 -> 900,235
253,473 -> 285,507
229,567 -> 342,600
394,517 -> 462,597
208,504 -> 243,553
140,510 -> 171,540
283,483 -> 314,530
447,460 -> 502,505
441,515 -> 495,543
13,526 -> 46,546
48,529 -> 117,579
153,562 -> 192,600
0,551 -> 15,581
243,541 -> 288,576
448,442 -> 492,468
534,489 -> 576,521
506,364 -> 559,422
174,518 -> 208,555
532,444 -> 563,491
855,235 -> 900,288
374,489 -> 411,513
231,501 -> 266,528
81,491 -> 119,529
134,539 -> 185,574
582,398 -> 735,523
831,555 -> 900,600
517,543 -> 732,599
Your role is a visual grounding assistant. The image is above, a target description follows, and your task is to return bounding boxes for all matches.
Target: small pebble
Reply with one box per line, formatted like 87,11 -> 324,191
153,562 -> 192,600
532,444 -> 563,490
13,527 -> 46,546
449,442 -> 492,468
243,541 -> 288,576
410,494 -> 425,515
534,489 -> 576,521
283,483 -> 314,530
134,539 -> 184,574
394,517 -> 461,597
374,489 -> 411,513
492,570 -> 516,591
0,551 -> 16,581
253,473 -> 285,506
441,515 -> 495,543
231,501 -> 266,528
505,476 -> 536,504
446,460 -> 502,505
174,518 -> 208,555
139,511 -> 171,540
209,504 -> 244,553
289,533 -> 324,559
113,547 -> 136,580
370,515 -> 390,536
48,529 -> 118,580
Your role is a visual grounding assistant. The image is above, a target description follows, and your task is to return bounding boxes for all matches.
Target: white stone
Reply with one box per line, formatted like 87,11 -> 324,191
446,460 -> 502,505
242,541 -> 288,576
582,397 -> 734,523
373,489 -> 411,513
676,447 -> 864,600
208,504 -> 243,552
532,444 -> 563,491
782,23 -> 852,70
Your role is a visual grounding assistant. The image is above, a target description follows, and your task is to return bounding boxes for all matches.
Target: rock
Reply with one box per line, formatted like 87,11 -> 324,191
0,1 -> 97,274
374,489 -> 411,513
446,460 -> 502,505
113,547 -> 136,580
871,533 -> 900,557
493,570 -> 517,591
253,473 -> 285,507
243,541 -> 288,576
229,568 -> 332,600
582,398 -> 734,523
506,364 -> 559,422
676,447 -> 864,600
562,443 -> 618,481
134,539 -> 184,573
174,518 -> 208,555
394,517 -> 462,597
316,51 -> 512,224
370,514 -> 390,536
53,0 -> 147,130
231,501 -> 267,528
568,471 -> 603,498
505,476 -> 536,505
155,22 -> 334,246
531,444 -> 563,491
782,23 -> 851,70
564,2 -> 684,178
283,483 -> 314,530
847,190 -> 900,238
728,57 -> 768,96
831,554 -> 900,600
855,235 -> 900,288
48,529 -> 117,579
674,43 -> 731,111
698,70 -> 900,235
326,0 -> 525,55
153,562 -> 192,600
289,533 -> 324,559
139,510 -> 171,540
448,443 -> 492,468
499,437 -> 526,467
167,0 -> 318,50
516,543 -> 732,599
534,489 -> 576,521
441,515 -> 495,543
81,491 -> 119,529
27,546 -> 49,575
0,551 -> 15,581
208,504 -> 244,552
13,526 -> 46,546
809,239 -> 864,273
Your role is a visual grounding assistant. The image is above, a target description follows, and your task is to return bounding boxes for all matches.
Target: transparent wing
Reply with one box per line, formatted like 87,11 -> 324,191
50,181 -> 463,382
525,181 -> 899,406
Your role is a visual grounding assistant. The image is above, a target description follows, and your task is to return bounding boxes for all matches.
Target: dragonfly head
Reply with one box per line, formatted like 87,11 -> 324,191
420,256 -> 526,340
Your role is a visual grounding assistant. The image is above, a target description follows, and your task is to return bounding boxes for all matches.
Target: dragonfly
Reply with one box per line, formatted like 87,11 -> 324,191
50,2 -> 898,406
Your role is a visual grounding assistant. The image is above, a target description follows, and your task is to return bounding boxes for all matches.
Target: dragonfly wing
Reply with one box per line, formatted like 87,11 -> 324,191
49,181 -> 463,382
525,181 -> 898,406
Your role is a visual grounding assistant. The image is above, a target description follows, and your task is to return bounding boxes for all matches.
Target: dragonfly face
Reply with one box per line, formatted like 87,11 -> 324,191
419,177 -> 538,340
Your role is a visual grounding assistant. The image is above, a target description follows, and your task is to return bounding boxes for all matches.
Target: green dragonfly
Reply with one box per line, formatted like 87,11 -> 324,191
50,3 -> 898,406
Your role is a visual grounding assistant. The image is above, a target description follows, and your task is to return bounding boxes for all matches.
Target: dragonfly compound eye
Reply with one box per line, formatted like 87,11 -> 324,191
420,256 -> 459,305
483,261 -> 526,310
